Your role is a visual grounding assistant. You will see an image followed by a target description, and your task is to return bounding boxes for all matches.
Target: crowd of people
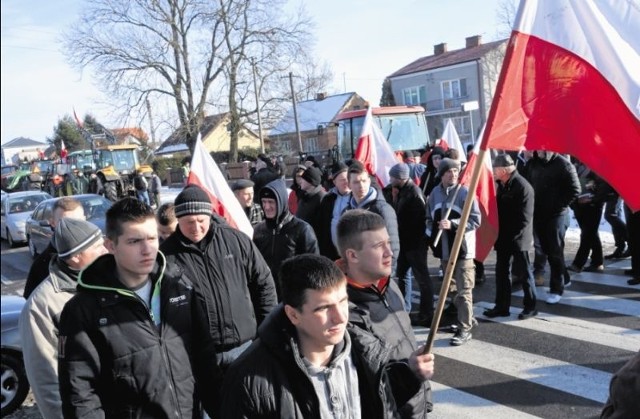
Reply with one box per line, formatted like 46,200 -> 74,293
15,145 -> 638,418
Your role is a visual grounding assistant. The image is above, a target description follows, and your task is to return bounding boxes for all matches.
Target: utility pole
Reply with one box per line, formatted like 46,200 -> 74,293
289,72 -> 303,153
146,98 -> 156,147
252,58 -> 265,154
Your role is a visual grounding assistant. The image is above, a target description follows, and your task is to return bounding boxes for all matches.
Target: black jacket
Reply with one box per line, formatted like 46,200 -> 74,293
346,276 -> 432,418
382,180 -> 427,249
251,168 -> 280,203
495,171 -> 535,252
525,153 -> 581,220
253,179 -> 319,295
24,242 -> 56,298
58,252 -> 220,418
316,190 -> 351,261
219,305 -> 420,418
296,184 -> 327,233
160,215 -> 277,351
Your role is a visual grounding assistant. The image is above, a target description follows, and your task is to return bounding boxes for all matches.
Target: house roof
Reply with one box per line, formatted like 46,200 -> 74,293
155,113 -> 228,155
388,39 -> 507,78
2,137 -> 47,149
270,92 -> 357,136
112,127 -> 149,145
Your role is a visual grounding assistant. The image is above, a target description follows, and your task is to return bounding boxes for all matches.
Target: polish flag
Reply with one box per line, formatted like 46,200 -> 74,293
442,119 -> 467,163
60,140 -> 68,163
354,107 -> 399,187
73,108 -> 83,128
188,136 -> 253,238
460,130 -> 498,262
481,0 -> 640,210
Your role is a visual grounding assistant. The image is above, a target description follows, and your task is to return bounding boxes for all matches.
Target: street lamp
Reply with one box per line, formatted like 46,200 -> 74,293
462,100 -> 479,144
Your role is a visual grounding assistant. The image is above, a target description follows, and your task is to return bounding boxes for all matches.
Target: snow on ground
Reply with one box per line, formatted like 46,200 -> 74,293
160,186 -> 617,246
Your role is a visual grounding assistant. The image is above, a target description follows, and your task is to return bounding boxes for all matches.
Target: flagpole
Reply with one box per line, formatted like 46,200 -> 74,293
423,147 -> 489,354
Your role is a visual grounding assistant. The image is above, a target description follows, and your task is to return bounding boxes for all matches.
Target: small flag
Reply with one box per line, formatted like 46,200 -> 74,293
354,107 -> 399,187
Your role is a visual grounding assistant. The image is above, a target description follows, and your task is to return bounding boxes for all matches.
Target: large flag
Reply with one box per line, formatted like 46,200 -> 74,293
354,107 -> 399,187
73,108 -> 83,128
442,119 -> 467,163
188,136 -> 253,238
460,129 -> 498,262
480,0 -> 640,210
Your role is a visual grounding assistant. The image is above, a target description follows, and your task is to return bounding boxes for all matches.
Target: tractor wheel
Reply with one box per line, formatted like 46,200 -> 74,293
104,182 -> 119,202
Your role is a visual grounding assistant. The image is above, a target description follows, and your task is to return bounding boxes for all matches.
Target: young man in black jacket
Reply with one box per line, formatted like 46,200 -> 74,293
58,198 -> 220,418
221,254 -> 423,418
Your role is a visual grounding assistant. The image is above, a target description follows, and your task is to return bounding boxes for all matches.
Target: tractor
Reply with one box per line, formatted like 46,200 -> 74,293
94,144 -> 153,202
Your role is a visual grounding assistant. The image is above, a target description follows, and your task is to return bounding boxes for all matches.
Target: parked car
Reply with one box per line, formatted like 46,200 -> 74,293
1,295 -> 29,417
0,191 -> 52,247
25,194 -> 112,258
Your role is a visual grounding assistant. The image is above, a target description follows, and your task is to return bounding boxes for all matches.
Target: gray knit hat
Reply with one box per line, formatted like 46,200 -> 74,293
53,218 -> 103,259
174,185 -> 212,218
437,158 -> 462,177
389,163 -> 410,180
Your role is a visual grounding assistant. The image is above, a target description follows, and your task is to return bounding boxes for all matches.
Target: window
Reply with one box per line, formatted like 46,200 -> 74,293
402,86 -> 427,106
446,116 -> 471,136
279,140 -> 291,153
441,79 -> 468,109
305,137 -> 318,152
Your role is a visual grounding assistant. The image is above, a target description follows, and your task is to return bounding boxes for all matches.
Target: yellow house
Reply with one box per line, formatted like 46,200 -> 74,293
154,113 -> 262,157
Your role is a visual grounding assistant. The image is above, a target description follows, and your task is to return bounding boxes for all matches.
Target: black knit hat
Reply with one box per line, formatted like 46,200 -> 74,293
53,218 -> 102,259
174,185 -> 212,218
301,166 -> 322,187
330,162 -> 348,178
389,163 -> 410,180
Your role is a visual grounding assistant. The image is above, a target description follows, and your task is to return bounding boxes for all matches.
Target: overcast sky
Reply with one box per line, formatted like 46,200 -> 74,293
1,0 -> 507,145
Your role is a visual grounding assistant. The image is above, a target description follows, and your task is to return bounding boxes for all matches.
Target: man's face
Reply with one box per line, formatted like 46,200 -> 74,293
51,206 -> 85,229
347,228 -> 393,284
71,238 -> 107,270
105,218 -> 159,279
492,167 -> 508,183
298,177 -> 313,192
234,187 -> 254,208
286,282 -> 349,354
441,168 -> 459,187
390,176 -> 404,188
333,171 -> 350,195
158,221 -> 177,242
261,198 -> 277,219
177,214 -> 211,243
349,172 -> 371,202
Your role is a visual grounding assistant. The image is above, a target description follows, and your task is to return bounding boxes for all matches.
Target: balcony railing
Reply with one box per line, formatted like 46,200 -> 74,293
423,96 -> 469,112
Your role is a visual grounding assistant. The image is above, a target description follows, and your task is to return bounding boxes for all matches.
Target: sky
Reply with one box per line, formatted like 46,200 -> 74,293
1,0 -> 508,146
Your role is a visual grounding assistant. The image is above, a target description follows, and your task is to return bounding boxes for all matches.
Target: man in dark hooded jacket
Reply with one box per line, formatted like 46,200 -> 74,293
296,166 -> 327,233
253,178 -> 319,297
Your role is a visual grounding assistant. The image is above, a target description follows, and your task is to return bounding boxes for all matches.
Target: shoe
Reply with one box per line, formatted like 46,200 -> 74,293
483,308 -> 510,318
605,248 -> 625,260
450,330 -> 472,346
628,278 -> 640,285
535,274 -> 545,286
566,264 -> 582,273
564,280 -> 572,288
621,248 -> 632,259
546,294 -> 562,304
410,314 -> 433,328
518,309 -> 538,320
583,264 -> 604,273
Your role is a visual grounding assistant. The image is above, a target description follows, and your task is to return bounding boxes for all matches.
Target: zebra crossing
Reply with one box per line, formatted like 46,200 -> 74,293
411,258 -> 639,418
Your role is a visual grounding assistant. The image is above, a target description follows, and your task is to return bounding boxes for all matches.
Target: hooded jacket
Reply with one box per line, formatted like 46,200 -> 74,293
253,179 -> 319,294
220,304 -> 421,418
161,214 -> 277,351
382,179 -> 427,248
316,187 -> 351,261
296,184 -> 327,232
57,252 -> 220,418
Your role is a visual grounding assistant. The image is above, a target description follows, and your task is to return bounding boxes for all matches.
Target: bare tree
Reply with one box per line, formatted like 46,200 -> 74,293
495,0 -> 519,38
62,0 -> 322,159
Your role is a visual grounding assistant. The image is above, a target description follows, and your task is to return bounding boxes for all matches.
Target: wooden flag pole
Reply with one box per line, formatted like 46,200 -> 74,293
423,148 -> 489,354
431,184 -> 461,248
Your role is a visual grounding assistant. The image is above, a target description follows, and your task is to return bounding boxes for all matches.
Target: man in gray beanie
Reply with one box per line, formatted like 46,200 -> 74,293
161,184 -> 277,372
20,218 -> 106,419
383,163 -> 434,323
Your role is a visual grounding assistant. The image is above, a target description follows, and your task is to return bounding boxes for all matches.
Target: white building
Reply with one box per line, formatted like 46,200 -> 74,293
1,137 -> 48,165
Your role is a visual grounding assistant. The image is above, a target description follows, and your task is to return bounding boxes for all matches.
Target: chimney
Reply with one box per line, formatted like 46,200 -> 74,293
434,43 -> 448,55
316,92 -> 327,101
465,35 -> 482,48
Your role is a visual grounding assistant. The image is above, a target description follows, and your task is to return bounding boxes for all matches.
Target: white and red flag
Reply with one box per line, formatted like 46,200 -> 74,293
188,136 -> 253,238
442,119 -> 467,163
481,0 -> 640,210
354,107 -> 399,187
460,130 -> 498,262
60,139 -> 68,163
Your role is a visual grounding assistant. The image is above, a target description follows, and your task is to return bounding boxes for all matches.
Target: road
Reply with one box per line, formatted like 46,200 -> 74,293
2,233 -> 638,418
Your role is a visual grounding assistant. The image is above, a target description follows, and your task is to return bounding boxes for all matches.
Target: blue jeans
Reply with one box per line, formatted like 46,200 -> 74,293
137,190 -> 150,205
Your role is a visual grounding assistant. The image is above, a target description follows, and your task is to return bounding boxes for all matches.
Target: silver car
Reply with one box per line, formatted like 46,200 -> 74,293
1,295 -> 30,416
0,191 -> 52,247
25,194 -> 112,258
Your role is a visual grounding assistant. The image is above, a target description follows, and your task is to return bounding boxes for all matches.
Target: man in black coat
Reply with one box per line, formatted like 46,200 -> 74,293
253,178 -> 319,297
317,161 -> 351,260
484,154 -> 538,319
295,166 -> 327,232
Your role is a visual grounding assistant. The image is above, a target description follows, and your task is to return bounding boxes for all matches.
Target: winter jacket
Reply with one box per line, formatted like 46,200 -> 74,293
24,242 -> 56,298
525,152 -> 581,220
343,272 -> 433,418
495,171 -> 535,252
253,179 -> 319,295
219,305 -> 421,418
316,189 -> 351,261
382,180 -> 427,249
346,187 -> 400,265
296,184 -> 327,233
160,215 -> 277,351
251,168 -> 280,203
20,257 -> 77,419
58,252 -> 220,418
426,183 -> 481,260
